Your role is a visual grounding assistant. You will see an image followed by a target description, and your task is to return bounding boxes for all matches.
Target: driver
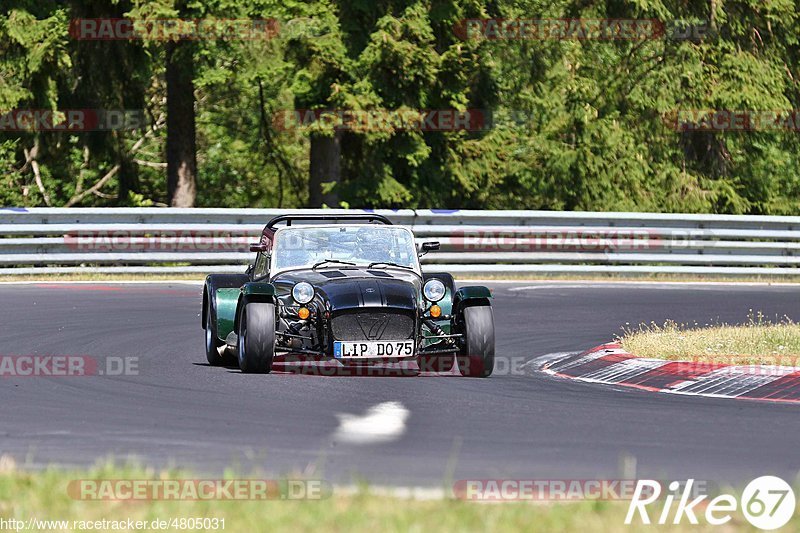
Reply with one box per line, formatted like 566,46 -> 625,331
355,228 -> 393,263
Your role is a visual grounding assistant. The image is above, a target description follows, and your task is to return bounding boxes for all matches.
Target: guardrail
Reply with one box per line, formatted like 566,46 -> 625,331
0,207 -> 799,276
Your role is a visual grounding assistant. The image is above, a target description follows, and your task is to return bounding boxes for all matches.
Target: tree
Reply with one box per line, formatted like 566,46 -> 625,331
165,38 -> 197,207
2,0 -> 800,214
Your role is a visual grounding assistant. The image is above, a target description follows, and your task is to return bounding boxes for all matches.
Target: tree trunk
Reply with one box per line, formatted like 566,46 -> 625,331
117,156 -> 138,205
166,40 -> 197,207
309,132 -> 341,207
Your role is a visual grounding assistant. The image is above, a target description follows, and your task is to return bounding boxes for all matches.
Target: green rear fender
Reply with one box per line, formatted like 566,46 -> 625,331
208,281 -> 276,344
203,273 -> 249,341
214,288 -> 241,342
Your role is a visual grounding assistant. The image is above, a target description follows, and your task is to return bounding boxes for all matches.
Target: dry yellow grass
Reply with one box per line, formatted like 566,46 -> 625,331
618,312 -> 800,365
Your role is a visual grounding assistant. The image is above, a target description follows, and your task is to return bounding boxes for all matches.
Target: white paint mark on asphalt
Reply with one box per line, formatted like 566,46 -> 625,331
333,401 -> 410,445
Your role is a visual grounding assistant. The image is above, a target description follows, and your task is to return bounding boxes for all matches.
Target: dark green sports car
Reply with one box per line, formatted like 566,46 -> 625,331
202,214 -> 494,376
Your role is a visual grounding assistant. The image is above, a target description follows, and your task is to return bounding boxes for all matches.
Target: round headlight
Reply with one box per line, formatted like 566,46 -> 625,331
423,279 -> 446,302
292,282 -> 314,304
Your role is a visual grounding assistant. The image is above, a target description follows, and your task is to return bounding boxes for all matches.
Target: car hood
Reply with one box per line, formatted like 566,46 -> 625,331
271,268 -> 422,312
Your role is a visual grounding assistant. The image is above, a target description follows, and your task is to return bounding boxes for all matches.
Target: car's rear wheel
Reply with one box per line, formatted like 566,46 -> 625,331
456,305 -> 495,378
205,299 -> 224,366
237,302 -> 275,374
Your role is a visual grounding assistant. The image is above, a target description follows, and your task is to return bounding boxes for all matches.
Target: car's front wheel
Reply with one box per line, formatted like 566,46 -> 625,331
456,305 -> 495,378
237,302 -> 276,374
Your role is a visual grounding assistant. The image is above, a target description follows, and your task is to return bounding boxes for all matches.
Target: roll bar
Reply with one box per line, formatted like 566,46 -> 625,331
265,213 -> 393,230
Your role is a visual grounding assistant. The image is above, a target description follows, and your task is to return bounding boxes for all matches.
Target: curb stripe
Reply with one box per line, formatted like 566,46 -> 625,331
623,361 -> 726,389
541,344 -> 800,404
737,371 -> 800,400
670,371 -> 783,396
581,358 -> 669,384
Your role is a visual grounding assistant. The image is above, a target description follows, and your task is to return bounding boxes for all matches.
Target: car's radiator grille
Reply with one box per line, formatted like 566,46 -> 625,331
331,311 -> 414,341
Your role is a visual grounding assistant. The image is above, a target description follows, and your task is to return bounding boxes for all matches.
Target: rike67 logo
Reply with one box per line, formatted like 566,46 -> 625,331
626,477 -> 795,530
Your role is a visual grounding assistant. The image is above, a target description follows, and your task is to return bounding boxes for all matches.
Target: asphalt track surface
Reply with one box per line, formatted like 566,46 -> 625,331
1,281 -> 799,488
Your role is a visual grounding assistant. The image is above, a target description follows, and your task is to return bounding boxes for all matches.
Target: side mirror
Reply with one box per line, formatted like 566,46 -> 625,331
250,242 -> 267,253
419,241 -> 440,257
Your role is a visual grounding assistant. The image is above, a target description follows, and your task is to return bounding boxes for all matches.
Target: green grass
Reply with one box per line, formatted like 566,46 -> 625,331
0,460 -> 794,532
619,313 -> 800,365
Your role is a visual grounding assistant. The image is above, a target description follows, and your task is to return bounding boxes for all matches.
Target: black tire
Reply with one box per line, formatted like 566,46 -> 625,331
205,299 -> 224,366
237,302 -> 276,374
456,305 -> 495,377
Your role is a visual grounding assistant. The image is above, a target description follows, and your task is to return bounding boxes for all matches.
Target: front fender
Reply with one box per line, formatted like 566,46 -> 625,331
452,285 -> 492,318
233,282 -> 277,332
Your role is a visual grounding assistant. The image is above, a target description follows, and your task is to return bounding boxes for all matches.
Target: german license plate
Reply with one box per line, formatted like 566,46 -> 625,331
333,340 -> 415,359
